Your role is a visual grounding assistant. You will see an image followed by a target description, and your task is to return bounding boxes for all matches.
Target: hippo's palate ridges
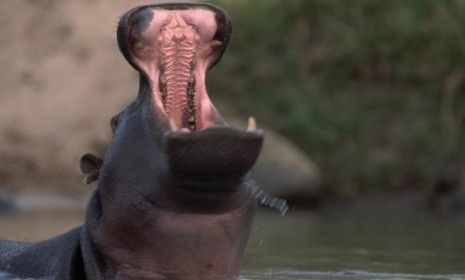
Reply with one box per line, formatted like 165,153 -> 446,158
129,9 -> 222,131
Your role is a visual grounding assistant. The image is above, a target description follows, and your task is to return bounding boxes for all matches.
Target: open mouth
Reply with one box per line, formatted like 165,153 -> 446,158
120,3 -> 253,133
116,4 -> 264,182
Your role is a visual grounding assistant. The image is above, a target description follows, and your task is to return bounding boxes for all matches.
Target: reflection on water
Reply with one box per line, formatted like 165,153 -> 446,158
1,207 -> 465,279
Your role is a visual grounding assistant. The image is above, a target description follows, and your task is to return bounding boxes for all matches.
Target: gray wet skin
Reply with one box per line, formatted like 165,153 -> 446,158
0,3 -> 266,280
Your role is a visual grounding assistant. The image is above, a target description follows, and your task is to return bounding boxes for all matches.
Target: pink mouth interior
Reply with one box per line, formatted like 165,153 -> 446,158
128,8 -> 222,131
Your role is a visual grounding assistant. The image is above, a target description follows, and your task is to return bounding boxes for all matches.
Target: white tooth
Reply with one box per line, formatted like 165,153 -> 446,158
179,128 -> 190,133
169,118 -> 178,131
210,40 -> 222,47
134,41 -> 145,50
247,116 -> 257,132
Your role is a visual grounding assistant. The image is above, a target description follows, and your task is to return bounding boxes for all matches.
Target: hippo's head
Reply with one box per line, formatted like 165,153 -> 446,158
82,3 -> 264,280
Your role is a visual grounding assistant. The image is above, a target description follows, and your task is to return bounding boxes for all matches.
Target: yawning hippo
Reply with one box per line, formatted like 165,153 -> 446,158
0,3 -> 286,280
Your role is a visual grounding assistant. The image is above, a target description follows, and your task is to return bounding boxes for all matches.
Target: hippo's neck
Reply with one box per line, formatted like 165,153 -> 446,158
82,191 -> 255,280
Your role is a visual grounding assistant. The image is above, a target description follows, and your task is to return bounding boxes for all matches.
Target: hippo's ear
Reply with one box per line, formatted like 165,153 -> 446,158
80,153 -> 103,173
110,110 -> 124,133
80,153 -> 103,184
110,115 -> 119,133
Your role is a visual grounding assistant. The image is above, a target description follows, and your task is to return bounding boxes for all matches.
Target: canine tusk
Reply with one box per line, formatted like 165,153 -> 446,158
169,118 -> 178,131
247,116 -> 257,132
210,40 -> 222,47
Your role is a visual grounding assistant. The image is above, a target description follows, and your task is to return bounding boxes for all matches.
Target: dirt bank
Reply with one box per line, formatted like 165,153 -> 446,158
0,1 -> 165,192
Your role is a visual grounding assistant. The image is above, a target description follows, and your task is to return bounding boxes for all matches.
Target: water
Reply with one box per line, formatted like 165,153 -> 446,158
1,208 -> 465,279
241,211 -> 465,279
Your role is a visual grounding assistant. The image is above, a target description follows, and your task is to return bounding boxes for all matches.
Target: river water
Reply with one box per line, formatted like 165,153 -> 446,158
1,208 -> 464,279
243,211 -> 465,279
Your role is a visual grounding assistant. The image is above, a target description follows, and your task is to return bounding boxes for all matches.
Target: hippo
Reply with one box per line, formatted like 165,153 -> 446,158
0,3 -> 286,280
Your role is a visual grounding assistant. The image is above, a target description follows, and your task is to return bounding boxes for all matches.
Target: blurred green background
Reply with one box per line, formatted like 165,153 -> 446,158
207,0 -> 465,197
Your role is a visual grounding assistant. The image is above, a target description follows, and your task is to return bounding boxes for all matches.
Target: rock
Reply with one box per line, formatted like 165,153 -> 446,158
228,117 -> 321,201
255,129 -> 321,195
0,191 -> 15,213
427,155 -> 465,214
452,172 -> 465,213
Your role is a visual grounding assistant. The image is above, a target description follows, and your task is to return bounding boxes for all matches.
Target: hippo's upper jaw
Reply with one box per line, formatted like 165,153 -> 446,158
119,3 -> 232,131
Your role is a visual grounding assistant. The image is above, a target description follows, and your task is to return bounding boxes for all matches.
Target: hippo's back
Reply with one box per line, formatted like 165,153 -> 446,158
0,239 -> 29,266
0,240 -> 31,279
0,227 -> 84,280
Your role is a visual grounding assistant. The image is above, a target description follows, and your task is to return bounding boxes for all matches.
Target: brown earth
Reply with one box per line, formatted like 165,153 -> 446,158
0,1 -> 166,193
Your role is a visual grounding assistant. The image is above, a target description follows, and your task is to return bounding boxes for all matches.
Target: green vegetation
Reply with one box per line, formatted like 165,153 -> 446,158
206,0 -> 465,196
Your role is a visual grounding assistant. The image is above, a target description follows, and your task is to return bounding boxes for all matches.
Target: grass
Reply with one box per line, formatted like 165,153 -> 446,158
206,0 -> 465,196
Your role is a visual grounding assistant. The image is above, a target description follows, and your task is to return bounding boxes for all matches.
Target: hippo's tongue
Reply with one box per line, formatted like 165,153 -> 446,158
128,8 -> 224,131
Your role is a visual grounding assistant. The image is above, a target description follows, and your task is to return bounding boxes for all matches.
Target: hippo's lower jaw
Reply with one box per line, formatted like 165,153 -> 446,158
165,126 -> 263,184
